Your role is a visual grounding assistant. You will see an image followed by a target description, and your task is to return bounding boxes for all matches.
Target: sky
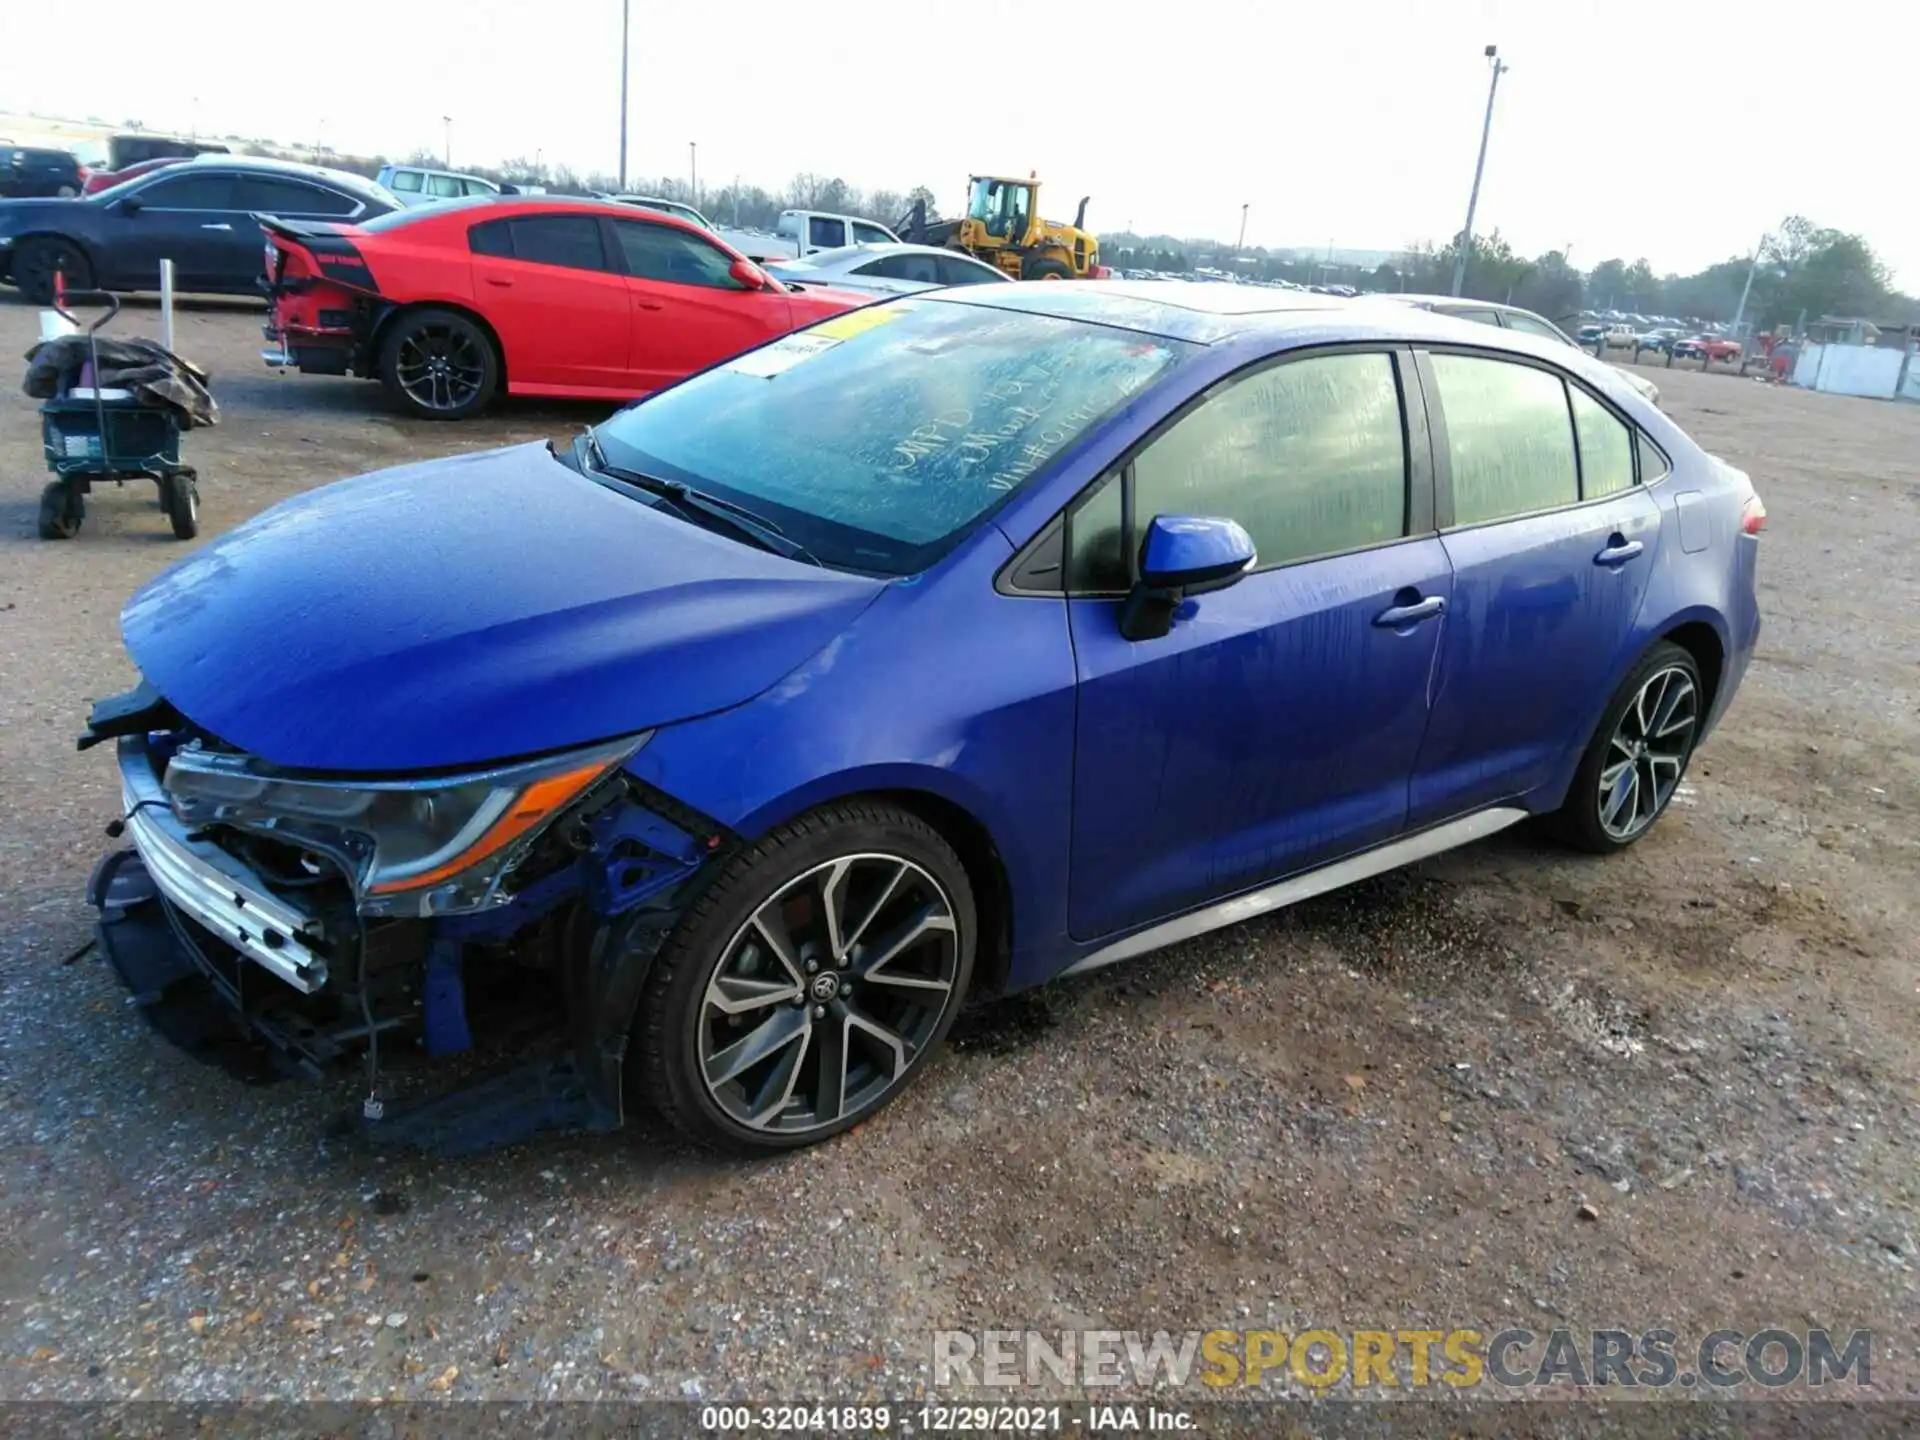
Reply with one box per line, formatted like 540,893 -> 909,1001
3,0 -> 1910,285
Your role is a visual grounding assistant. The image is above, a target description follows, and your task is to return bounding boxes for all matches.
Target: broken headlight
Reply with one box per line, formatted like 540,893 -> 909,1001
161,735 -> 647,916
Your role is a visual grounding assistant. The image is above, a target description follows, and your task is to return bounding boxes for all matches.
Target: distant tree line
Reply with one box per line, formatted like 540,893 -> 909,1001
258,136 -> 1913,330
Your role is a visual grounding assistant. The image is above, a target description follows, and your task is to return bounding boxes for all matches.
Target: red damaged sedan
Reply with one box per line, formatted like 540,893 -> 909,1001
261,196 -> 869,419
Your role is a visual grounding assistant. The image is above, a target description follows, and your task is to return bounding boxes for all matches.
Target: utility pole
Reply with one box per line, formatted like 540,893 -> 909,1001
618,0 -> 630,190
1450,45 -> 1509,298
441,115 -> 452,167
1236,203 -> 1248,256
1730,233 -> 1767,336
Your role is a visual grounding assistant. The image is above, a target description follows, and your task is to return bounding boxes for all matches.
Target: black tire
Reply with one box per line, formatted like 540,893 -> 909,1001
37,481 -> 83,540
635,800 -> 976,1153
163,471 -> 199,540
1544,641 -> 1704,854
1021,255 -> 1074,281
378,308 -> 499,420
12,237 -> 93,305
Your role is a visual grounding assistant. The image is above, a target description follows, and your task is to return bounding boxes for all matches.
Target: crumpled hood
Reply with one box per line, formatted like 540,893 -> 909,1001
122,443 -> 885,772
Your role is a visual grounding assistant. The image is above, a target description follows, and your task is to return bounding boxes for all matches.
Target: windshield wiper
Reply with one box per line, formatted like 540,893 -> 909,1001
579,429 -> 821,566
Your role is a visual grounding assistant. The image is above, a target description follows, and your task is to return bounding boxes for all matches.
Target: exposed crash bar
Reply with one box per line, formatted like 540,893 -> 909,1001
117,737 -> 330,993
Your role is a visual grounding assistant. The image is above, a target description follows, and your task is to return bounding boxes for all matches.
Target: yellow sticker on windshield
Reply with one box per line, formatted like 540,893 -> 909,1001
812,304 -> 910,341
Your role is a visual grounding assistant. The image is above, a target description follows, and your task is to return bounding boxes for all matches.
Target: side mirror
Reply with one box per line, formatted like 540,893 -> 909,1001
1120,514 -> 1256,642
730,257 -> 770,290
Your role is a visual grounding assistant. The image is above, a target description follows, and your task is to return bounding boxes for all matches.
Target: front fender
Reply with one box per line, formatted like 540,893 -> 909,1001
628,532 -> 1080,989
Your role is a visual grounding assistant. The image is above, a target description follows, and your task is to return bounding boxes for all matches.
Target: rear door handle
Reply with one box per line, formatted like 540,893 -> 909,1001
1595,538 -> 1645,566
200,222 -> 233,231
635,300 -> 664,311
1373,595 -> 1446,627
484,277 -> 513,287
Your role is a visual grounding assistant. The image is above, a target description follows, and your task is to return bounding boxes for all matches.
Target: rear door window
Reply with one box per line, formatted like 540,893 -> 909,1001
937,255 -> 1002,286
232,177 -> 359,217
425,173 -> 464,199
1428,354 -> 1578,524
504,215 -> 611,271
388,169 -> 423,193
860,253 -> 940,284
808,216 -> 846,249
468,218 -> 514,257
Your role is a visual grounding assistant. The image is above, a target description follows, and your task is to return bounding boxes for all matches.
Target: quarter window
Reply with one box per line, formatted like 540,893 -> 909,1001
1128,351 -> 1410,570
1429,354 -> 1578,525
1569,386 -> 1636,498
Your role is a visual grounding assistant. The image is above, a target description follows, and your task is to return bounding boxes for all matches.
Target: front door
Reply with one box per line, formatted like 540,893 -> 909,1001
607,216 -> 792,392
1065,348 -> 1447,941
466,214 -> 633,393
110,172 -> 248,290
1408,350 -> 1663,826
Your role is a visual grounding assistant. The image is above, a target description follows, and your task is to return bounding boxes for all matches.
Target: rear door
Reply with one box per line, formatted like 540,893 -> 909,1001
224,175 -> 364,289
1064,347 -> 1449,940
1407,349 -> 1663,826
466,214 -> 632,392
606,216 -> 793,391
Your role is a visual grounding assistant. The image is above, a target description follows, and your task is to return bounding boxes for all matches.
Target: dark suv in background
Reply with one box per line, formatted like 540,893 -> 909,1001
2,146 -> 85,199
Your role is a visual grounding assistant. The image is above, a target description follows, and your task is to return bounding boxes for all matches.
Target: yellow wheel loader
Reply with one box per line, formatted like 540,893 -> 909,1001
899,175 -> 1105,280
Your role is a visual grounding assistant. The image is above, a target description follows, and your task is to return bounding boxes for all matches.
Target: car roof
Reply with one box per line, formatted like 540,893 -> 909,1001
776,243 -> 994,266
355,192 -> 723,239
936,278 -> 1352,342
932,281 -> 1638,374
169,153 -> 396,198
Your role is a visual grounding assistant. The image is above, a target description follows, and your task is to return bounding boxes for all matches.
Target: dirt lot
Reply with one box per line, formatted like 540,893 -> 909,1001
1,297 -> 1916,1414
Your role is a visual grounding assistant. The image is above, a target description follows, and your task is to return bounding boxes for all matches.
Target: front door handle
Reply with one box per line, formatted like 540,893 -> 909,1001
1595,537 -> 1645,567
1373,595 -> 1446,628
200,222 -> 233,231
484,277 -> 513,287
635,299 -> 664,311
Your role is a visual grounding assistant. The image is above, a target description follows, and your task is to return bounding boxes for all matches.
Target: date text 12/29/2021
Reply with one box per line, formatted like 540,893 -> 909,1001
699,1404 -> 1195,1432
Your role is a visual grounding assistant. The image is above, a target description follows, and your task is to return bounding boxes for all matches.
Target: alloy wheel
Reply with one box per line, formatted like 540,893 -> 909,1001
697,853 -> 960,1136
393,325 -> 487,413
1597,664 -> 1699,841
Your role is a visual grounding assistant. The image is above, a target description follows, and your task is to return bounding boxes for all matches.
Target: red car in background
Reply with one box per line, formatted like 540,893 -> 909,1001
261,197 -> 871,419
82,157 -> 182,194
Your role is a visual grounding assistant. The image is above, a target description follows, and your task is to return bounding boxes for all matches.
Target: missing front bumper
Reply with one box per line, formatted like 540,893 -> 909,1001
116,736 -> 331,993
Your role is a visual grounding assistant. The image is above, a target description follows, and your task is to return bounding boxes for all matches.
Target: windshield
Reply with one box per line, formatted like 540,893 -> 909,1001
593,299 -> 1189,575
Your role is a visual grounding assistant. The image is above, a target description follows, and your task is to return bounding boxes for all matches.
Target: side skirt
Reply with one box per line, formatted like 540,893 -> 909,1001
1062,807 -> 1529,977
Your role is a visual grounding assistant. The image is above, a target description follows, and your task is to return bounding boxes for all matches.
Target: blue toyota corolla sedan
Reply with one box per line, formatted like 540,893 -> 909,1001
84,282 -> 1763,1152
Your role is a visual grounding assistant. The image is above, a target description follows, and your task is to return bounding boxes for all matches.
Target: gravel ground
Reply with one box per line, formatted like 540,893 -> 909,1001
1,297 -> 1915,1412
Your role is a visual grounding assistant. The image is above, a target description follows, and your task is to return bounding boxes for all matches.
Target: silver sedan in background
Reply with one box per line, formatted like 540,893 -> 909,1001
765,243 -> 1010,296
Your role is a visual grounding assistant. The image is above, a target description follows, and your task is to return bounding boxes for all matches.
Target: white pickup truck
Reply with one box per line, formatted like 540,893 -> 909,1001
717,209 -> 902,264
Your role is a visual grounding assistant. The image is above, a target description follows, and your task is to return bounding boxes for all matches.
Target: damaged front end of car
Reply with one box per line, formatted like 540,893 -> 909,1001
81,682 -> 734,1152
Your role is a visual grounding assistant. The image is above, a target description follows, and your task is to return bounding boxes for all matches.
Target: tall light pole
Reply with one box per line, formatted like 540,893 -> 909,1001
689,141 -> 698,204
1730,232 -> 1768,336
618,0 -> 630,190
1236,203 -> 1249,264
441,115 -> 453,167
1450,44 -> 1509,298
